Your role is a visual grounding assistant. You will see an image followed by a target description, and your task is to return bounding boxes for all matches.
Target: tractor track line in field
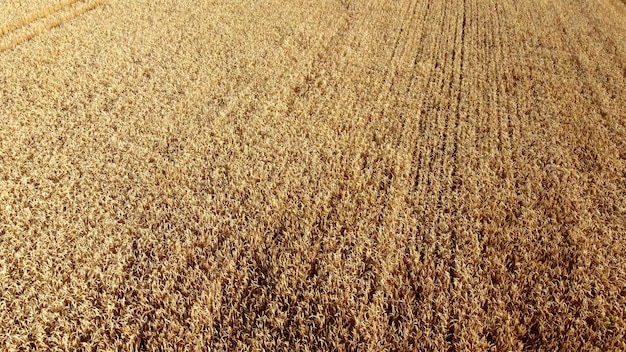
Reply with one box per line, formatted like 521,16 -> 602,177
0,0 -> 108,53
0,0 -> 82,37
445,0 -> 467,349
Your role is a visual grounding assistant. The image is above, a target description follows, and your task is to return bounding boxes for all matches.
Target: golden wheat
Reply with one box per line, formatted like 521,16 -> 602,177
0,0 -> 624,350
0,0 -> 82,37
0,0 -> 107,53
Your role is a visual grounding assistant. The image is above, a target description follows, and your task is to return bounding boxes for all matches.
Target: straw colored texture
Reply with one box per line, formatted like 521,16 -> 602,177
0,0 -> 625,350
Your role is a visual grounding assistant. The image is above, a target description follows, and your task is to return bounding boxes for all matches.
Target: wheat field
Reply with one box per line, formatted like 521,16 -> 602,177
1,0 -> 625,350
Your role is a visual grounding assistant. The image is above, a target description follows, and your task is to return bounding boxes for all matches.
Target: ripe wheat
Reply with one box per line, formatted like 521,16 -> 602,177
0,0 -> 624,350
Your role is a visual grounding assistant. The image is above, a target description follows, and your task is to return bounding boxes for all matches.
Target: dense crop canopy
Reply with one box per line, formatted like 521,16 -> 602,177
0,0 -> 625,350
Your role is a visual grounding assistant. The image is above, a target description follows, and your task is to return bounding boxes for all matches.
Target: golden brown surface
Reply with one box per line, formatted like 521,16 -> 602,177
1,0 -> 625,350
0,0 -> 67,29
